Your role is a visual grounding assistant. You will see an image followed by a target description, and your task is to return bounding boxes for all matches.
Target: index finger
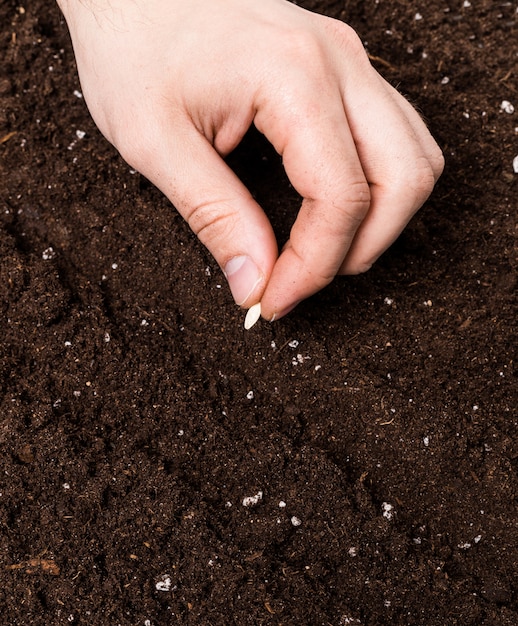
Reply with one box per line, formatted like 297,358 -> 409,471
256,90 -> 370,321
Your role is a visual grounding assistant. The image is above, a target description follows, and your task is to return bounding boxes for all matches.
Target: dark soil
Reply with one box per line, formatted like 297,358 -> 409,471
1,1 -> 516,624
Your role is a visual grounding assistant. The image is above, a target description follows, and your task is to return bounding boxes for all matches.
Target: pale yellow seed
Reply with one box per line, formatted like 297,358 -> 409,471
244,302 -> 261,330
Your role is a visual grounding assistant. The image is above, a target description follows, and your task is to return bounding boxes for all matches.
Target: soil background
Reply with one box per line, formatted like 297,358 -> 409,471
1,1 -> 517,625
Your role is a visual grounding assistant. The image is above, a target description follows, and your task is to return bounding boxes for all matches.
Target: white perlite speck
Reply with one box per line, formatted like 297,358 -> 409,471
382,502 -> 394,520
155,575 -> 175,592
291,516 -> 302,527
513,155 -> 518,174
500,100 -> 515,114
42,247 -> 55,260
339,616 -> 362,625
242,491 -> 263,507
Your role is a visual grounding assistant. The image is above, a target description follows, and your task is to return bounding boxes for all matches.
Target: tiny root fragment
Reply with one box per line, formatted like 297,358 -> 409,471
244,302 -> 261,330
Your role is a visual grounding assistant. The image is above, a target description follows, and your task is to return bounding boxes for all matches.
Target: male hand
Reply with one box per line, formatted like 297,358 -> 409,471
58,0 -> 444,320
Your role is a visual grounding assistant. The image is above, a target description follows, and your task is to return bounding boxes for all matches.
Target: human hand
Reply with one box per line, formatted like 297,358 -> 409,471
58,0 -> 444,321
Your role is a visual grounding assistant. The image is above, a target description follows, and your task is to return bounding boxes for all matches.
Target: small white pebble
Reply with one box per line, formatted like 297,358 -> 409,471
414,12 -> 423,20
423,436 -> 430,447
278,500 -> 287,508
291,516 -> 302,527
73,89 -> 83,98
75,129 -> 86,140
288,339 -> 299,348
155,575 -> 174,592
244,302 -> 261,330
246,390 -> 254,400
513,155 -> 518,174
500,100 -> 515,114
441,76 -> 450,85
242,491 -> 263,507
382,502 -> 394,520
384,297 -> 394,305
42,246 -> 55,260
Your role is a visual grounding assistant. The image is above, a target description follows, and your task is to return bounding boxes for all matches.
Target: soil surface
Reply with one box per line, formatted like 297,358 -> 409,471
1,1 -> 517,625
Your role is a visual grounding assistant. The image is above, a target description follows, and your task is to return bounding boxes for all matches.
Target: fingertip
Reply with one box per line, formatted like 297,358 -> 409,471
268,300 -> 301,322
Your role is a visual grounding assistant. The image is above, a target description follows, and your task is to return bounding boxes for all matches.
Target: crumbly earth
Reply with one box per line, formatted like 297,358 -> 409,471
0,1 -> 516,625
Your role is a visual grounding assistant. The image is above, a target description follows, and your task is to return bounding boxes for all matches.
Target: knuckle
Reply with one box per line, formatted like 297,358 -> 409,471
401,157 -> 438,200
187,200 -> 237,247
338,180 -> 371,223
431,146 -> 445,179
322,19 -> 369,61
416,161 -> 438,195
282,27 -> 324,61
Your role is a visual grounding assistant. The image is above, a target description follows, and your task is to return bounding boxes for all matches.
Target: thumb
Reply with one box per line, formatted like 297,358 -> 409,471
128,124 -> 278,308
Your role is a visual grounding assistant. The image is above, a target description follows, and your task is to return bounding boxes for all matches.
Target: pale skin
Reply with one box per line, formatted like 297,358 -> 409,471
57,0 -> 444,321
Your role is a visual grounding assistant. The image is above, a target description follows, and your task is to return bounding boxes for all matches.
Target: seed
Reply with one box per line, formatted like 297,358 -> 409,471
244,302 -> 261,330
